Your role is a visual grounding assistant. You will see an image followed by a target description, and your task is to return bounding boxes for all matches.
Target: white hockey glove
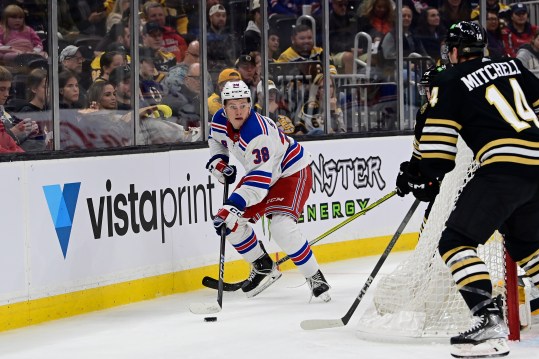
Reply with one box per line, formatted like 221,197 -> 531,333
213,203 -> 243,235
206,157 -> 237,185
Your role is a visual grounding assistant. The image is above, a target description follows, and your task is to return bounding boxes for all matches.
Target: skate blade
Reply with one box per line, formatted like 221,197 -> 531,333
317,292 -> 331,303
451,338 -> 510,358
245,271 -> 282,298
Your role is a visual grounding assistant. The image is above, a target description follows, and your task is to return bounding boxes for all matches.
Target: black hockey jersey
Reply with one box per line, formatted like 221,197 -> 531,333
418,57 -> 539,180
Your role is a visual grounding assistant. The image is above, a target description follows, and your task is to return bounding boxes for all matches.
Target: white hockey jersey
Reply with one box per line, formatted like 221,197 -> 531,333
209,108 -> 312,210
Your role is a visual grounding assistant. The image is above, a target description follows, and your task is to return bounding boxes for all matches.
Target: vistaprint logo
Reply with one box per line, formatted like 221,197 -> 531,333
43,183 -> 81,259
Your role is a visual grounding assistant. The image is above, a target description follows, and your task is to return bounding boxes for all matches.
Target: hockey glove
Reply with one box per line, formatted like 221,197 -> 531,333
396,161 -> 411,197
408,173 -> 439,203
206,158 -> 237,185
213,203 -> 243,235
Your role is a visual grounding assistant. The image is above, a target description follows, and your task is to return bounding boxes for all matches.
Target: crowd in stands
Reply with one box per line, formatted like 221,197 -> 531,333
0,0 -> 538,154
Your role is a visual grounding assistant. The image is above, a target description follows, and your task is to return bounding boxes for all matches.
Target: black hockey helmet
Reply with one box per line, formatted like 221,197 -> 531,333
443,21 -> 486,58
418,64 -> 447,95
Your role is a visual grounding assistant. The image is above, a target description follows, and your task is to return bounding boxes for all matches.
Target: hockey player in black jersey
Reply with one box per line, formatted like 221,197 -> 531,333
407,21 -> 539,358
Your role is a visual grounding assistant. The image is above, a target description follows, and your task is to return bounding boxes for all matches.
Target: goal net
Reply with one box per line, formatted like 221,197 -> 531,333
357,138 -> 518,340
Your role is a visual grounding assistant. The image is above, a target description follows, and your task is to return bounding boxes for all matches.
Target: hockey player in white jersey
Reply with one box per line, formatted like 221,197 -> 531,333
207,80 -> 330,301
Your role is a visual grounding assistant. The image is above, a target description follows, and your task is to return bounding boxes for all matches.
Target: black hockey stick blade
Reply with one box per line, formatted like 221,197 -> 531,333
201,190 -> 398,292
300,199 -> 421,330
202,276 -> 245,291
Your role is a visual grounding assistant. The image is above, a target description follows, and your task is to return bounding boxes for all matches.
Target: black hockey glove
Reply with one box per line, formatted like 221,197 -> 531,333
408,173 -> 439,203
396,161 -> 411,197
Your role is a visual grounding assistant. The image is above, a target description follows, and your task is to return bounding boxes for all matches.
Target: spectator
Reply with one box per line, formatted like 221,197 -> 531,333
380,5 -> 427,61
516,29 -> 539,71
87,81 -> 117,110
439,0 -> 471,30
208,68 -> 242,117
255,79 -> 295,135
142,1 -> 188,62
207,4 -> 238,80
485,10 -> 506,60
0,4 -> 47,62
140,22 -> 177,77
109,65 -> 132,111
69,0 -> 107,36
95,22 -> 127,53
0,66 -> 38,150
138,51 -> 166,108
276,24 -> 323,64
415,7 -> 446,60
58,71 -> 82,109
502,3 -> 539,58
15,68 -> 48,151
470,0 -> 510,25
242,0 -> 262,53
268,28 -> 281,61
172,62 -> 202,128
328,0 -> 359,74
297,71 -> 345,135
92,51 -> 125,82
163,40 -> 201,96
106,0 -> 130,32
60,45 -> 90,104
357,0 -> 395,47
235,53 -> 258,97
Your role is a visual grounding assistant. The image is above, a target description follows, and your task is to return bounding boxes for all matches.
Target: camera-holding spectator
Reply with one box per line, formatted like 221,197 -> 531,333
516,29 -> 539,72
502,3 -> 539,58
0,4 -> 47,62
0,66 -> 38,150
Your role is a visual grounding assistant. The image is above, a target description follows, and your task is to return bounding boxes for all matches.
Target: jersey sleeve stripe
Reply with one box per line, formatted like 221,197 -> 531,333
425,118 -> 463,130
210,122 -> 227,135
255,112 -> 269,135
420,152 -> 457,161
281,141 -> 304,172
476,138 -> 539,160
420,135 -> 459,144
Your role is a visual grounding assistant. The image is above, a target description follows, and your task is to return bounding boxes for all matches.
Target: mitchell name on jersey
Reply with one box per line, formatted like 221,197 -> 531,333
209,108 -> 311,211
460,59 -> 522,91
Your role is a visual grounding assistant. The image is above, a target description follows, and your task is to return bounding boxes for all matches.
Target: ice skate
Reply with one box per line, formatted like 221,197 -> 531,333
450,299 -> 509,358
241,253 -> 282,298
307,270 -> 331,302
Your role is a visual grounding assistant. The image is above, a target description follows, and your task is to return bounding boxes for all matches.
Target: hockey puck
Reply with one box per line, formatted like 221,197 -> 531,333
204,316 -> 217,322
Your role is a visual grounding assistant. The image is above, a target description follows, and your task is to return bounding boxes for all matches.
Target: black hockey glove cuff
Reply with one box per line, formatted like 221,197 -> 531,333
396,161 -> 411,197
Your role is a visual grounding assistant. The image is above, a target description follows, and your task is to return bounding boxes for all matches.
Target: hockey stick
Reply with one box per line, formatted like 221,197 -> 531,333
201,189 -> 398,291
300,198 -> 421,330
189,183 -> 230,315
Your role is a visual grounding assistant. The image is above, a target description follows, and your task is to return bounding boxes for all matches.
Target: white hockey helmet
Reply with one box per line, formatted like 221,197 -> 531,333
221,80 -> 251,103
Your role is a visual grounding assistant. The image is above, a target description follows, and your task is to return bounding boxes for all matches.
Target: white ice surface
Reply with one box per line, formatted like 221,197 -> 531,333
0,252 -> 538,359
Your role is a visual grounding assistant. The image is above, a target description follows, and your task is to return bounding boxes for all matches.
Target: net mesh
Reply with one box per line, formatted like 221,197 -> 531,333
357,138 -> 507,338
